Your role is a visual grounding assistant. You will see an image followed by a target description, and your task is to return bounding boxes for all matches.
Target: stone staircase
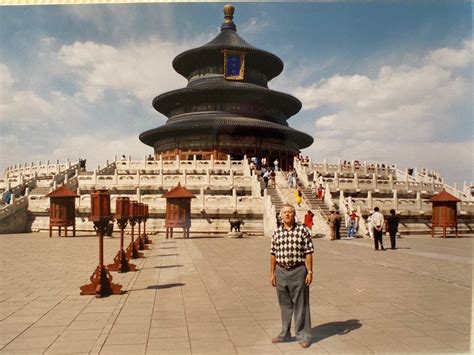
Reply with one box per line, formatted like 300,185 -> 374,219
299,186 -> 348,237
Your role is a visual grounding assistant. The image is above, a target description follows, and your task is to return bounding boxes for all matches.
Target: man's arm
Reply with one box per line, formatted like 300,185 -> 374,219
270,254 -> 277,287
305,253 -> 313,286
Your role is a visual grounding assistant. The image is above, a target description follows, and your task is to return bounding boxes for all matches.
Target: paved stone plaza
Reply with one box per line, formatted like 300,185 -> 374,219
0,232 -> 472,354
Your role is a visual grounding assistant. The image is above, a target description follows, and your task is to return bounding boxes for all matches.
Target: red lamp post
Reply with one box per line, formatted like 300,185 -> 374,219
80,190 -> 123,297
107,197 -> 137,273
126,201 -> 143,259
136,202 -> 148,251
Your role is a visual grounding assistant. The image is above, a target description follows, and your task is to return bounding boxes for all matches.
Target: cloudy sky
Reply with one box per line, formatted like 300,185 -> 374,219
0,1 -> 472,186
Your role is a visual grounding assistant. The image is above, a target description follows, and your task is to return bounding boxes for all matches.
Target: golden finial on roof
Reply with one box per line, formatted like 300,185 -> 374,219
221,4 -> 236,31
224,4 -> 234,23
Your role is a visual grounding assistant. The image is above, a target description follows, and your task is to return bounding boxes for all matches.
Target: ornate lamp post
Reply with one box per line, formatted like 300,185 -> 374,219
126,200 -> 143,259
136,202 -> 148,251
80,190 -> 123,297
107,197 -> 137,272
142,204 -> 152,244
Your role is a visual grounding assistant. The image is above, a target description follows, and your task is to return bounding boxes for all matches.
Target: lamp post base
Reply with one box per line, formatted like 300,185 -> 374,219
136,235 -> 149,251
80,265 -> 123,297
126,240 -> 144,259
107,249 -> 137,273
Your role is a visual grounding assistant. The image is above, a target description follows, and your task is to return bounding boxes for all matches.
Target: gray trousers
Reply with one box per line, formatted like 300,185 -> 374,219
275,264 -> 312,343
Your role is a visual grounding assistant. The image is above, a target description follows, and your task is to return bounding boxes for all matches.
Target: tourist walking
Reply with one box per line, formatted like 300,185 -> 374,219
4,189 -> 12,205
304,210 -> 314,235
316,184 -> 325,201
294,187 -> 303,209
288,167 -> 296,188
386,209 -> 399,249
262,168 -> 270,188
347,210 -> 359,238
270,169 -> 276,188
334,211 -> 342,240
371,207 -> 385,250
270,204 -> 313,348
273,158 -> 279,171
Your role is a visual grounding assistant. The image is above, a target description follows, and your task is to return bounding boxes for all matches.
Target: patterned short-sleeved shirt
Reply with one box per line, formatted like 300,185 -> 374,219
271,223 -> 314,268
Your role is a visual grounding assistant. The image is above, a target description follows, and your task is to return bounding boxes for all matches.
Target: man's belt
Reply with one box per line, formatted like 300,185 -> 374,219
277,262 -> 305,271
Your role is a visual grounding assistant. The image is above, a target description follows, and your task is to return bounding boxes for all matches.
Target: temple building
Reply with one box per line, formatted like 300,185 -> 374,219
139,4 -> 313,170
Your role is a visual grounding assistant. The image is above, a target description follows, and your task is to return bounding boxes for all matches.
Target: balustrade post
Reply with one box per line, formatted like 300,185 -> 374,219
176,154 -> 180,170
416,192 -> 422,211
351,160 -> 355,173
182,169 -> 187,186
137,169 -> 141,186
393,190 -> 398,211
354,172 -> 359,189
206,169 -> 210,187
210,155 -> 214,169
136,187 -> 141,203
372,173 -> 377,189
389,174 -> 394,189
227,154 -> 231,170
363,161 -> 367,174
200,188 -> 205,211
337,158 -> 341,173
367,190 -> 373,210
233,188 -> 237,211
193,155 -> 197,169
323,157 -> 328,172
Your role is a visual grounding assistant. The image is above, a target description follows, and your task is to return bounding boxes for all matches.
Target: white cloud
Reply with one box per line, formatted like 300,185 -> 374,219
0,63 -> 55,128
57,37 -> 201,103
293,40 -> 472,183
427,39 -> 473,68
294,63 -> 467,143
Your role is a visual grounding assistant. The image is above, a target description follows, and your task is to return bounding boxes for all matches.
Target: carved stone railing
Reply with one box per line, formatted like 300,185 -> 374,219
293,157 -> 309,187
0,195 -> 28,221
76,172 -> 253,190
114,155 -> 245,174
71,193 -> 263,215
312,159 -> 396,177
4,159 -> 77,179
262,192 -> 277,238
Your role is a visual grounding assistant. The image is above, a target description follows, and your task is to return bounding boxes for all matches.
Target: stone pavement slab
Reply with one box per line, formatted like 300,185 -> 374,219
0,232 -> 472,354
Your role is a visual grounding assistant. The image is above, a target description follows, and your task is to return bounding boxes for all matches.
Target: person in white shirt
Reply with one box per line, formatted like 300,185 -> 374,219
371,207 -> 385,250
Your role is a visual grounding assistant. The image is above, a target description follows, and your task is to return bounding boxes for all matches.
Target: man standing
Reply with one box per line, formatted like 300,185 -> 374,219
386,209 -> 399,249
270,204 -> 314,348
372,207 -> 385,250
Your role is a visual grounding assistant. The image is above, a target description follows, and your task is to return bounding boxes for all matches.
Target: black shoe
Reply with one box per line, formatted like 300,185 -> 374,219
381,246 -> 385,250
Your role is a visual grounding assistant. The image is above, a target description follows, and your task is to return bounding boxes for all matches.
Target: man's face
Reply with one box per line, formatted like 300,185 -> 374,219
281,207 -> 295,225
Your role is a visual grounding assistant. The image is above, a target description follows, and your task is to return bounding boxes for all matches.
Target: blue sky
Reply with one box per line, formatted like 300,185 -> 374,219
0,1 -> 472,186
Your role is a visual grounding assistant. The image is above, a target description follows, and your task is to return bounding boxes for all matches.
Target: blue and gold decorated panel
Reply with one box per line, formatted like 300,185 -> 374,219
223,50 -> 245,80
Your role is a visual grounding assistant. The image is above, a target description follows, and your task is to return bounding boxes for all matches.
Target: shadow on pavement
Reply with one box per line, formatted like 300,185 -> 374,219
129,283 -> 186,291
311,319 -> 362,342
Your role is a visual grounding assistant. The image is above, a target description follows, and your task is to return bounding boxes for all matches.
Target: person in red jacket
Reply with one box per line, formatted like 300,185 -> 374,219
304,210 -> 314,236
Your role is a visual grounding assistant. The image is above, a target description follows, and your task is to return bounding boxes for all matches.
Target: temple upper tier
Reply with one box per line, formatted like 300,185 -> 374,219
139,4 -> 313,169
